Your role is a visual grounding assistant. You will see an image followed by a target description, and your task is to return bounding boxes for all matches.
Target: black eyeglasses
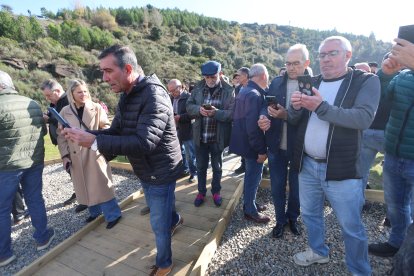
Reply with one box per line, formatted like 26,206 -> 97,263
318,50 -> 341,59
285,61 -> 302,67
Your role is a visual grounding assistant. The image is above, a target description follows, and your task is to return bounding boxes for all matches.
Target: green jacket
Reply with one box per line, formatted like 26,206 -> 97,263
0,88 -> 46,171
186,78 -> 234,151
379,69 -> 414,159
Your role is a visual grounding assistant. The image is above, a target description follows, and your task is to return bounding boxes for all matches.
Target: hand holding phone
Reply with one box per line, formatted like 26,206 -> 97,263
297,75 -> 313,96
47,107 -> 71,128
265,95 -> 278,109
398,25 -> 414,44
202,103 -> 212,110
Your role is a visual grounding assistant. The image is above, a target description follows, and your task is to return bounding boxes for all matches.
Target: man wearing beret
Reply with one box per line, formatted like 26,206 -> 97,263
186,61 -> 235,207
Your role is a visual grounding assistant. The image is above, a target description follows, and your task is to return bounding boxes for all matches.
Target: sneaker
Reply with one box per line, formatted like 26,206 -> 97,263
149,264 -> 173,276
368,242 -> 399,257
140,206 -> 150,216
212,193 -> 222,207
188,175 -> 196,183
194,194 -> 205,207
171,215 -> 184,236
293,248 -> 330,266
37,229 -> 55,251
0,255 -> 16,267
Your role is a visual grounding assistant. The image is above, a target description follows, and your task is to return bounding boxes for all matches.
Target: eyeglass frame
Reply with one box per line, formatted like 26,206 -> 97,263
317,50 -> 341,59
285,61 -> 303,67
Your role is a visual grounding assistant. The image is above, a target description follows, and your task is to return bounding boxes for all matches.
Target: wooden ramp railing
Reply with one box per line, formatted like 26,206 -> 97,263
16,157 -> 244,276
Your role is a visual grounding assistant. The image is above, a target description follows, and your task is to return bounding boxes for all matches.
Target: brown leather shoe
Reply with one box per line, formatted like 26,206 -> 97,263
244,213 -> 270,224
150,264 -> 173,276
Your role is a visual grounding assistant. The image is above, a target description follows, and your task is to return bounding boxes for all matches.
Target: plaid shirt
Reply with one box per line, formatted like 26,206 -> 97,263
201,84 -> 223,143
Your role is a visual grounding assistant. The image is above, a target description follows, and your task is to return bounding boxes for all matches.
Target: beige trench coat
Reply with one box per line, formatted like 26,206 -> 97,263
57,101 -> 114,206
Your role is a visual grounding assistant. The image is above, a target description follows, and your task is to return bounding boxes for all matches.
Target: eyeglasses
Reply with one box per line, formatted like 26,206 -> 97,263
285,61 -> 302,67
318,50 -> 341,59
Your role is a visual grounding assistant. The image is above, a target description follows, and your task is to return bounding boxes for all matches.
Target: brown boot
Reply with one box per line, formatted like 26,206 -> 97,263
149,264 -> 173,276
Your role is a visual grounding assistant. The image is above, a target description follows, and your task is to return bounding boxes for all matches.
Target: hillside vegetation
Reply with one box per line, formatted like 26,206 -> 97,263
0,4 -> 391,113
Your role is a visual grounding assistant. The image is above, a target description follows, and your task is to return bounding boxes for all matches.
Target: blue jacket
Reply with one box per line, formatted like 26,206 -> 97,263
229,80 -> 266,159
263,73 -> 298,158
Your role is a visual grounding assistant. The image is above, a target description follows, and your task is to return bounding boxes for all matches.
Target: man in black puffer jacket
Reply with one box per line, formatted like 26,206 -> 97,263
62,45 -> 183,276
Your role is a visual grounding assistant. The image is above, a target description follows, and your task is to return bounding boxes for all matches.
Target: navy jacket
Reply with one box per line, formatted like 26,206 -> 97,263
229,80 -> 267,159
263,73 -> 298,158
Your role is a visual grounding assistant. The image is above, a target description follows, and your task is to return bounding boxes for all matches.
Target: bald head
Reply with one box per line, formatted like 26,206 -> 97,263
167,79 -> 183,99
354,62 -> 370,73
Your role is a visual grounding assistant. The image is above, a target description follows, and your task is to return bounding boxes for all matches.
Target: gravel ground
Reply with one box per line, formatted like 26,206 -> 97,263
1,163 -> 141,276
207,187 -> 394,276
2,163 -> 394,276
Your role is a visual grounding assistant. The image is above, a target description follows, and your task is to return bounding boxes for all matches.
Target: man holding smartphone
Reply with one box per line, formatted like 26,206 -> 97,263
186,61 -> 235,207
258,44 -> 311,238
288,36 -> 380,276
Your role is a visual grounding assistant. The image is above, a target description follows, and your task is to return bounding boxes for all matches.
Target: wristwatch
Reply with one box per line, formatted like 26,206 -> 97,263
91,139 -> 98,151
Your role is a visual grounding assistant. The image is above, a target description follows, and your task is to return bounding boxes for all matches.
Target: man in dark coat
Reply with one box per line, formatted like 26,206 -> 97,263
62,45 -> 183,276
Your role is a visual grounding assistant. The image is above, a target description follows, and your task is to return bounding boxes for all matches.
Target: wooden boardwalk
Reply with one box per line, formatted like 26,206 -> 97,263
16,157 -> 244,276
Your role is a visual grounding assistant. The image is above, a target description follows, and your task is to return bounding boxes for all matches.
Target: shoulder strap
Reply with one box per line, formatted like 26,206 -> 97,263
69,105 -> 90,130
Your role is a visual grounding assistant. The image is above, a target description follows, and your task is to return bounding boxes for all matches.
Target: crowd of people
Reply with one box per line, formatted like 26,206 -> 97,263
0,34 -> 413,276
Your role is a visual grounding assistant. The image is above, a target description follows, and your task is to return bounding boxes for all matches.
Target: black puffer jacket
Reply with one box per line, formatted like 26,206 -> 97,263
96,74 -> 183,185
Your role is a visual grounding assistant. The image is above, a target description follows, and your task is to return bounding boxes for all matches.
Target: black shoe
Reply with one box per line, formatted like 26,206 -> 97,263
181,170 -> 190,177
262,166 -> 269,176
244,213 -> 270,224
366,184 -> 372,189
75,204 -> 88,213
289,219 -> 301,236
63,193 -> 76,206
106,216 -> 122,229
368,242 -> 399,257
188,175 -> 196,183
383,217 -> 391,227
272,223 -> 286,238
85,216 -> 98,223
234,165 -> 245,174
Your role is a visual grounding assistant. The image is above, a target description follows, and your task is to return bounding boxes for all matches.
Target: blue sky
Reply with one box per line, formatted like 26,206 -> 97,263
1,0 -> 412,42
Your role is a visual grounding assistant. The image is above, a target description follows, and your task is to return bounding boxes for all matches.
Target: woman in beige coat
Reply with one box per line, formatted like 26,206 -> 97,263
57,79 -> 121,229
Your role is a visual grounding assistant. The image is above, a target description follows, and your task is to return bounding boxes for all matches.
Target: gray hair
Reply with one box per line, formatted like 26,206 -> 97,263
0,70 -> 15,90
40,79 -> 64,92
98,44 -> 144,75
319,36 -> 352,52
287,44 -> 309,61
249,63 -> 268,78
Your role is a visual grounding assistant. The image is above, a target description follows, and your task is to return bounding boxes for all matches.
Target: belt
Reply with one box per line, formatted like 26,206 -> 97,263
304,152 -> 327,163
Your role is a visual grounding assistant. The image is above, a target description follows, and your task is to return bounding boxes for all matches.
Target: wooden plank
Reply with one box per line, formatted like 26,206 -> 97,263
34,260 -> 85,276
190,178 -> 244,276
55,244 -> 139,276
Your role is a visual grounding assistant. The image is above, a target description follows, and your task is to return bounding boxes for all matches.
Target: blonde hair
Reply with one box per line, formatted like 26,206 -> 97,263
66,79 -> 91,105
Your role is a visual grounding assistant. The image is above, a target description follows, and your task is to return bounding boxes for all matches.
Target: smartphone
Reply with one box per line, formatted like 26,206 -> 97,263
47,107 -> 71,128
297,75 -> 313,96
398,25 -> 414,44
202,103 -> 212,110
265,95 -> 278,109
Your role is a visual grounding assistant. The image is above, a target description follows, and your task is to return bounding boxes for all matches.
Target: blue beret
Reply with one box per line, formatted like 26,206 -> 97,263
201,61 -> 221,76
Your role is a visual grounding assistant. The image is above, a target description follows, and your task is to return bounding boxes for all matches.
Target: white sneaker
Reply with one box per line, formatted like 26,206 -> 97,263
293,248 -> 329,266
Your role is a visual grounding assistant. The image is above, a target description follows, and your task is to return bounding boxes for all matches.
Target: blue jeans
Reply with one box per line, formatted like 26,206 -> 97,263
243,158 -> 264,216
360,129 -> 385,192
183,139 -> 197,176
299,156 -> 371,275
142,181 -> 178,268
268,150 -> 300,224
0,163 -> 51,259
383,153 -> 414,248
89,197 -> 122,222
195,142 -> 223,195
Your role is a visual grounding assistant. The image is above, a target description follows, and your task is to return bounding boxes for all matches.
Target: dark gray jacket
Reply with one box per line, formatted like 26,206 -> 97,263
289,69 -> 380,180
95,74 -> 183,185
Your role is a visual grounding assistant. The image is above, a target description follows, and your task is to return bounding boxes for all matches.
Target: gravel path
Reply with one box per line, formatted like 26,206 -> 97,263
2,163 -> 394,276
207,187 -> 394,276
1,163 -> 141,276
